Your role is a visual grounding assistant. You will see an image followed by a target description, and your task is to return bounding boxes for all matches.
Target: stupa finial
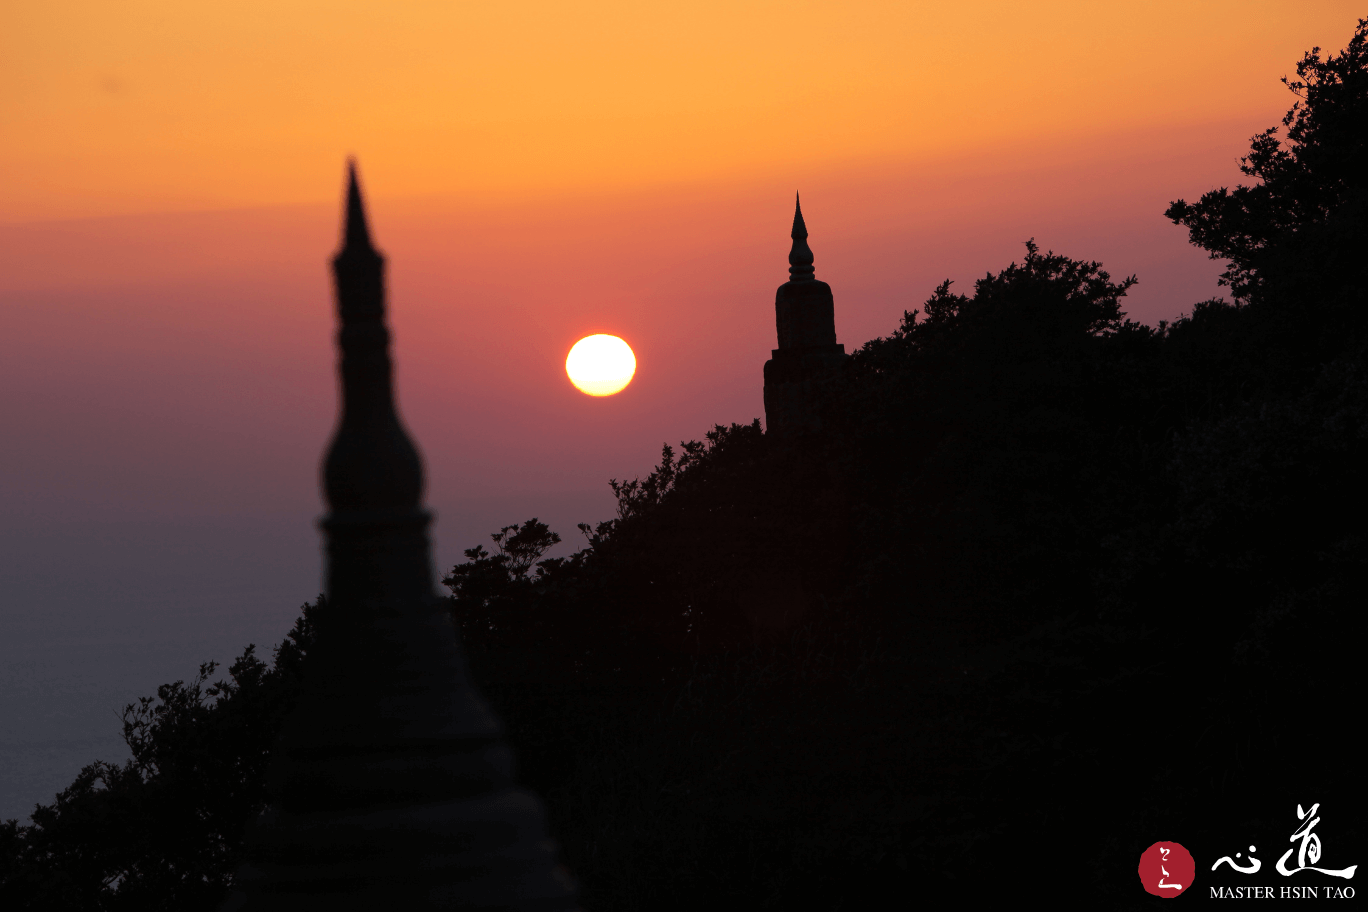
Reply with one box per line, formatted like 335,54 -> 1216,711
787,192 -> 815,282
323,161 -> 418,512
343,159 -> 374,253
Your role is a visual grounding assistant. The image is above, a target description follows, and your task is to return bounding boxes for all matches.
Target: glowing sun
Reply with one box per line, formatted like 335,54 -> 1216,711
566,334 -> 636,396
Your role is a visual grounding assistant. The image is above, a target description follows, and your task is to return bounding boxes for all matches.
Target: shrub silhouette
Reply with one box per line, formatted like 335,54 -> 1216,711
0,604 -> 319,911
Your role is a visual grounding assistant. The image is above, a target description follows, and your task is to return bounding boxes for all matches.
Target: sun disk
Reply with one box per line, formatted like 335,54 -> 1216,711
566,334 -> 636,396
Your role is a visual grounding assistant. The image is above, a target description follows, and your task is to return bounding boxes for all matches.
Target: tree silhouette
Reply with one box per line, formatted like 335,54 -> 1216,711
0,603 -> 319,911
1166,18 -> 1367,302
1166,17 -> 1367,360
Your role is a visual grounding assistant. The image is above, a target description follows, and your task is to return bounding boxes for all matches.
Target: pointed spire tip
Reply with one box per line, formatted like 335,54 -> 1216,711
342,159 -> 374,252
786,192 -> 815,281
790,192 -> 808,241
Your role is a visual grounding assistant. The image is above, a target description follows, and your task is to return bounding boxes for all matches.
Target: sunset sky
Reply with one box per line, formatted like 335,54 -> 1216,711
1,1 -> 1358,221
0,1 -> 1362,821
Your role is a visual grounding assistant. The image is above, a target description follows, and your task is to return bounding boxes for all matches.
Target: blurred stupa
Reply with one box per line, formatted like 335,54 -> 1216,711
220,163 -> 578,911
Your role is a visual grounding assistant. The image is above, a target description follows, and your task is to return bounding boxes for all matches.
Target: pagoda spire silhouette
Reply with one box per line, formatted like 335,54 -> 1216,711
221,163 -> 577,910
763,193 -> 846,433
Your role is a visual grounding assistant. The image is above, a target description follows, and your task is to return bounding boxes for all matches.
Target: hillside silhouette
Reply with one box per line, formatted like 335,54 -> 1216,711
3,19 -> 1365,909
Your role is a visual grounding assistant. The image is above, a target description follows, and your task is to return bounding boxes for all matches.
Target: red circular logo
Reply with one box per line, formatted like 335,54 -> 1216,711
1138,841 -> 1195,897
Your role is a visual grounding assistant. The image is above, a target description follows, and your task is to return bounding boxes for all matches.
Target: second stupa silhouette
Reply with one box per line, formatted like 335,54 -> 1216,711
763,194 -> 847,433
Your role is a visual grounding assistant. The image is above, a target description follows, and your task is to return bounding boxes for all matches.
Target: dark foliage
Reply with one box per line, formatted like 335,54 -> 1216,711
5,19 -> 1366,909
441,519 -> 564,644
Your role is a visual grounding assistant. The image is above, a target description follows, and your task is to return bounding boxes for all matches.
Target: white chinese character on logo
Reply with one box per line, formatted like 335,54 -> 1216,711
1211,845 -> 1261,874
1275,803 -> 1357,879
1158,846 -> 1183,890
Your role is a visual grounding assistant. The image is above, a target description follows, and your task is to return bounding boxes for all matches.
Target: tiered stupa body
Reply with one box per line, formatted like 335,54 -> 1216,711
221,165 -> 577,910
763,195 -> 847,433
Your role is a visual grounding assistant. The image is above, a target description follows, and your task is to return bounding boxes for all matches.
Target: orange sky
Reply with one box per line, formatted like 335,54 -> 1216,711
2,3 -> 1364,542
3,2 -> 1361,534
2,1 -> 1360,221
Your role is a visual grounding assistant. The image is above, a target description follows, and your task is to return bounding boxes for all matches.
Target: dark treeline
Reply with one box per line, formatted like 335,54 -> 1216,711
4,21 -> 1365,909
